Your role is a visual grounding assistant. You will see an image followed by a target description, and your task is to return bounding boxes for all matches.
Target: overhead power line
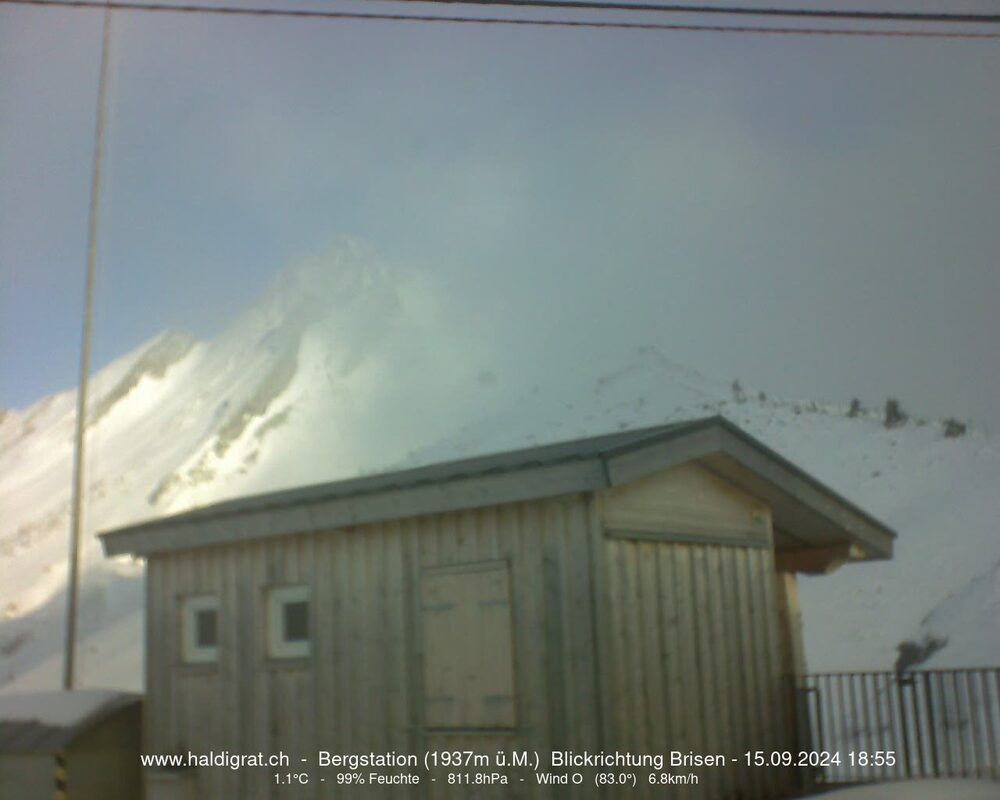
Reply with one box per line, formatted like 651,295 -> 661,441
2,0 -> 999,39
365,0 -> 1000,26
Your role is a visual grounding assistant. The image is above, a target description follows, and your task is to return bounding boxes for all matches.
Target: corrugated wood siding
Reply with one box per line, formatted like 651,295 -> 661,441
417,497 -> 602,800
597,536 -> 796,800
600,462 -> 772,545
595,464 -> 797,799
145,494 -> 600,800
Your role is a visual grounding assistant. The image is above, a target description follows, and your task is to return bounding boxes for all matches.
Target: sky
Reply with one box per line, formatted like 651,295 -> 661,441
1,0 -> 998,428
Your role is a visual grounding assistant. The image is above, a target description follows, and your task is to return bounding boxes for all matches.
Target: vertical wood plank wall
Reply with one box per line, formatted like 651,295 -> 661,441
145,494 -> 602,800
595,462 -> 797,799
145,475 -> 797,799
597,536 -> 794,799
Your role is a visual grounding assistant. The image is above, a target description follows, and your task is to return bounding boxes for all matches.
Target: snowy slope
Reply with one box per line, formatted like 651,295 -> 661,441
0,237 -> 483,690
398,357 -> 1000,672
1,237 -> 997,692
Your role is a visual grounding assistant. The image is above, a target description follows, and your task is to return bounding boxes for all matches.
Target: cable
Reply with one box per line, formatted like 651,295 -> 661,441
360,0 -> 1000,26
3,0 -> 999,39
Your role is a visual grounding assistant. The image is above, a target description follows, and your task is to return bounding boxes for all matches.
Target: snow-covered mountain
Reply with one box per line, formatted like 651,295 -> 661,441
1,237 -> 997,692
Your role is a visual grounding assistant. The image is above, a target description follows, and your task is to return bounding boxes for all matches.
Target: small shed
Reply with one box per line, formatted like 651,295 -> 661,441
100,416 -> 895,800
0,690 -> 141,800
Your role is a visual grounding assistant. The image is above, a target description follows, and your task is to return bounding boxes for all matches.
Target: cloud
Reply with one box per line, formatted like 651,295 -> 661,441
1,4 -> 998,426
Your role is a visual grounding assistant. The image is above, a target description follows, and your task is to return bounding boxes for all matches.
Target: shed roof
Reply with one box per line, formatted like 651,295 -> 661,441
100,416 -> 895,560
0,690 -> 140,754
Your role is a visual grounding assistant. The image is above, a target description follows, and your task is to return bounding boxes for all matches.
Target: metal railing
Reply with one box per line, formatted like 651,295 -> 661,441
798,668 -> 1000,784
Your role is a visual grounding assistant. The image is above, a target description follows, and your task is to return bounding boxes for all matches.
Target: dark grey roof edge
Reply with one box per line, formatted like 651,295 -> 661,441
100,418 -> 714,541
711,417 -> 897,541
100,415 -> 897,557
0,692 -> 141,754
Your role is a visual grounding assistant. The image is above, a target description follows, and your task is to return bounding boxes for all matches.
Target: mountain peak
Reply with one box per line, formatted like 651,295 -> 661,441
268,236 -> 380,316
219,236 -> 398,360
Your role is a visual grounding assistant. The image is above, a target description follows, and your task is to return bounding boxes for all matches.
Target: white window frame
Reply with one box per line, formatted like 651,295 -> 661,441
267,585 -> 311,659
181,595 -> 220,664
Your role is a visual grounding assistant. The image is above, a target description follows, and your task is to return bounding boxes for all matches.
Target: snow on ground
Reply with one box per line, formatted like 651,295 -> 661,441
805,779 -> 1000,799
401,357 -> 1000,671
917,558 -> 1000,668
1,237 -> 998,693
748,412 -> 1000,670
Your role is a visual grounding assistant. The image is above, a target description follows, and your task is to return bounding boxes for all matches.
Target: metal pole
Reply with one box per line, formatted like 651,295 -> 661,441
63,4 -> 112,691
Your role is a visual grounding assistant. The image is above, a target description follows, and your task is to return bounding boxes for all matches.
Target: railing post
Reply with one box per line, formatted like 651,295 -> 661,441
912,672 -> 929,777
982,669 -> 1000,780
871,673 -> 887,780
836,673 -> 849,777
883,671 -> 902,780
896,674 -> 913,779
795,680 -> 819,794
848,673 -> 861,781
966,670 -> 985,779
914,672 -> 941,778
952,670 -> 968,778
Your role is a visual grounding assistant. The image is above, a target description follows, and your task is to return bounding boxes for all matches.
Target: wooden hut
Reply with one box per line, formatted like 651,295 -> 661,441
100,416 -> 895,800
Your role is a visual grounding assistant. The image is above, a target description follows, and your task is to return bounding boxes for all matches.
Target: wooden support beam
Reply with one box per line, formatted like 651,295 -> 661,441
774,544 -> 864,575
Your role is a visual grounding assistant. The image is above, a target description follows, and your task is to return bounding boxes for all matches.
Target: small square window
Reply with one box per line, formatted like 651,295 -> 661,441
181,596 -> 220,664
267,585 -> 310,659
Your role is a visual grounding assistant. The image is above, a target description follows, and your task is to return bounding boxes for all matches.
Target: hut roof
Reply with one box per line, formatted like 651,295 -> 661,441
0,690 -> 140,754
100,416 -> 895,560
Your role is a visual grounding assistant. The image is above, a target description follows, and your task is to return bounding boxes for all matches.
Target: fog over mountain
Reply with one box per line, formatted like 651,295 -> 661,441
1,239 -> 997,691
